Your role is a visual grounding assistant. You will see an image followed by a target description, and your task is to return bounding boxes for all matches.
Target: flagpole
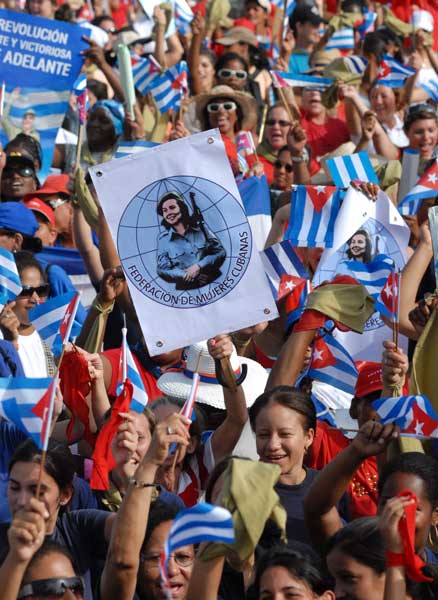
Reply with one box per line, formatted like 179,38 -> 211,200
392,269 -> 401,349
121,313 -> 127,384
35,375 -> 59,499
270,72 -> 299,122
341,428 -> 436,441
75,123 -> 84,171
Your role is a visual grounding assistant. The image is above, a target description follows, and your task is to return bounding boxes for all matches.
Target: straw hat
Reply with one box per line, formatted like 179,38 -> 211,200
157,341 -> 268,409
193,85 -> 258,131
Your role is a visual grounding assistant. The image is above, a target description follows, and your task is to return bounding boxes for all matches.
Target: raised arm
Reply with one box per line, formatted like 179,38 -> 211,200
188,13 -> 207,95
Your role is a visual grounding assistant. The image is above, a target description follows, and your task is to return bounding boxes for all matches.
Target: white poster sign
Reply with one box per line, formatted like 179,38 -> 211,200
313,188 -> 410,361
90,130 -> 278,355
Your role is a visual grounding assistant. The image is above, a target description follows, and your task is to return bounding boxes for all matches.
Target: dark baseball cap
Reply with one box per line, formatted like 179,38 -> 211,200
290,6 -> 327,27
0,202 -> 42,252
5,150 -> 36,171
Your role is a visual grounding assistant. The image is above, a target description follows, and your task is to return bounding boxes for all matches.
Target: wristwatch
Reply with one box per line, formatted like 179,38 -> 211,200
291,148 -> 309,163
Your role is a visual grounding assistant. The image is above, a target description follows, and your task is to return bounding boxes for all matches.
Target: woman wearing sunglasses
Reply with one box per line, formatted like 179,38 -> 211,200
0,251 -> 55,377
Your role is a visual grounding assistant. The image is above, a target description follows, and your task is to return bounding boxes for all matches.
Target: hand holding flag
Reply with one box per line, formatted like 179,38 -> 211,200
372,394 -> 438,438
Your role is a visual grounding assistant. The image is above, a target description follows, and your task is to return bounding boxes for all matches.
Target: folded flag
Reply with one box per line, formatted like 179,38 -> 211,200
0,377 -> 53,449
357,11 -> 376,37
398,158 -> 438,216
151,61 -> 188,113
341,254 -> 394,300
307,332 -> 359,395
377,55 -> 415,88
343,55 -> 368,75
115,140 -> 159,158
285,276 -> 309,328
326,151 -> 378,188
73,73 -> 88,124
131,54 -> 162,95
238,175 -> 272,251
372,394 -> 438,436
174,0 -> 193,34
30,292 -> 82,353
374,269 -> 399,319
160,503 -> 234,593
271,71 -> 333,89
285,185 -> 342,248
0,246 -> 21,308
326,27 -> 355,50
260,240 -> 308,300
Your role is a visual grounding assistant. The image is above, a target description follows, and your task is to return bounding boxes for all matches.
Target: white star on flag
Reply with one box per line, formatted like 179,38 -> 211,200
313,348 -> 324,361
285,280 -> 296,291
62,310 -> 71,324
427,172 -> 438,186
382,282 -> 392,299
316,186 -> 326,194
414,420 -> 424,435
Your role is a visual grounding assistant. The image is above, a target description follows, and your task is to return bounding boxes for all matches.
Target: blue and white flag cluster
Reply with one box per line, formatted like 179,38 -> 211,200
0,246 -> 21,309
326,151 -> 378,188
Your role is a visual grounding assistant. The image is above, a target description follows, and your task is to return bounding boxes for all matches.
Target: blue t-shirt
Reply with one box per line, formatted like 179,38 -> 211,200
288,51 -> 310,74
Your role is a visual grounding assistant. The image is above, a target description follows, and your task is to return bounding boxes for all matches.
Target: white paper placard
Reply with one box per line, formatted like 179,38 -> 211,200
90,130 -> 278,355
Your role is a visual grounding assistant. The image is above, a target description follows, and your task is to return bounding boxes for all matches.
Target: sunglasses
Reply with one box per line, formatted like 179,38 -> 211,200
18,284 -> 50,298
406,102 -> 437,116
3,166 -> 35,178
48,197 -> 68,210
206,101 -> 237,113
274,159 -> 293,173
217,68 -> 247,80
141,551 -> 194,568
18,576 -> 85,599
266,119 -> 291,127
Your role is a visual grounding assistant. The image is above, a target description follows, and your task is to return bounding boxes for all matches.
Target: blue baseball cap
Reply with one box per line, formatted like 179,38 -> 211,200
0,202 -> 42,252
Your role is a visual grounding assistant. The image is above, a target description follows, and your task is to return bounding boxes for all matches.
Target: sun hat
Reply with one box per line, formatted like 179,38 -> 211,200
157,340 -> 268,409
354,361 -> 382,398
412,9 -> 434,33
216,26 -> 259,48
245,0 -> 271,12
23,174 -> 70,201
194,85 -> 258,131
24,197 -> 56,228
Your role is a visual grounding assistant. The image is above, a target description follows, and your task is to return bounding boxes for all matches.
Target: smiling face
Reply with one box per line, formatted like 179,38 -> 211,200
369,85 -> 396,123
348,233 -> 367,260
245,0 -> 267,27
23,551 -> 83,600
254,400 -> 314,481
265,106 -> 291,151
216,58 -> 248,91
161,198 -> 183,228
406,117 -> 438,158
207,96 -> 239,136
273,148 -> 293,190
14,265 -> 47,323
112,411 -> 152,479
198,55 -> 215,91
137,520 -> 194,600
1,161 -> 37,201
326,549 -> 385,600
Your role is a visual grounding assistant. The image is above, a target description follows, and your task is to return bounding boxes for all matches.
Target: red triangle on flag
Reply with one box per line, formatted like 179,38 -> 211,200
378,61 -> 391,78
311,337 -> 336,369
306,186 -> 336,213
171,72 -> 187,90
404,404 -> 438,437
31,382 -> 53,447
279,274 -> 305,301
419,160 -> 438,190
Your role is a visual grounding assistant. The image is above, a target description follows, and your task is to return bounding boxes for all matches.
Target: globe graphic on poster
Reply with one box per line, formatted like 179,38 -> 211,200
117,175 -> 252,309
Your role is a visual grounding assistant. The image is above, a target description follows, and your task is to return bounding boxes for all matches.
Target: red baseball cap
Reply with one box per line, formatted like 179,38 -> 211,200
354,361 -> 383,398
23,174 -> 70,201
23,197 -> 56,228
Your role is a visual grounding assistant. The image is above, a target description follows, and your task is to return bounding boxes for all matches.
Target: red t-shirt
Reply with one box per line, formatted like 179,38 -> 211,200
258,155 -> 275,184
102,347 -> 162,401
301,114 -> 350,170
306,421 -> 378,519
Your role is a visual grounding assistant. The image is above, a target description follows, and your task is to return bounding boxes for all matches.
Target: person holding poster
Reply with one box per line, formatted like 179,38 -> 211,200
156,191 -> 226,290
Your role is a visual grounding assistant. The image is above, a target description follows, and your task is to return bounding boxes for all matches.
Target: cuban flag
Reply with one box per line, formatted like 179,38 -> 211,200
307,333 -> 359,395
374,270 -> 399,320
271,70 -> 333,89
260,241 -> 308,300
357,11 -> 377,38
285,185 -> 342,248
29,292 -> 82,353
115,140 -> 159,158
285,277 -> 309,327
236,131 -> 256,177
0,377 -> 54,449
160,503 -> 234,593
131,54 -> 162,95
341,254 -> 394,300
0,246 -> 21,308
270,0 -> 296,17
372,394 -> 438,436
344,55 -> 368,75
261,41 -> 280,67
326,151 -> 378,188
238,175 -> 272,251
417,69 -> 438,102
73,73 -> 88,124
398,158 -> 438,215
377,55 -> 415,88
151,61 -> 188,113
126,346 -> 149,413
326,28 -> 355,50
173,0 -> 193,34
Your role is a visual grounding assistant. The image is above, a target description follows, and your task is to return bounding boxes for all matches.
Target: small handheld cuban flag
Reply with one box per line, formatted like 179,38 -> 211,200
173,0 -> 193,35
0,246 -> 21,309
73,73 -> 89,125
115,140 -> 159,159
270,70 -> 333,90
372,395 -> 438,437
417,69 -> 438,103
307,333 -> 359,395
285,185 -> 342,248
159,503 -> 234,597
151,61 -> 188,113
260,240 -> 308,300
237,175 -> 272,251
117,323 -> 149,413
341,254 -> 394,300
398,159 -> 438,215
326,151 -> 378,188
285,278 -> 310,328
376,55 -> 415,88
29,292 -> 82,354
374,269 -> 400,320
357,11 -> 377,38
131,54 -> 162,95
0,377 -> 54,449
326,28 -> 355,50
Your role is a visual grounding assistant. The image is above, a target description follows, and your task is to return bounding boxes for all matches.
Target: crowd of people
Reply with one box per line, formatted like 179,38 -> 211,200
1,0 -> 438,599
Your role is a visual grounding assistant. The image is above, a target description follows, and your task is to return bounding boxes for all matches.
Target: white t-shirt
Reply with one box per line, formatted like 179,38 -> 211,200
18,331 -> 48,378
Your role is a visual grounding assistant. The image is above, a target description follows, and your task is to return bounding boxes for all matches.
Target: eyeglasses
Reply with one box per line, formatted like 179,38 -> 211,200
18,284 -> 50,298
217,68 -> 247,80
206,101 -> 237,113
274,159 -> 293,173
18,576 -> 85,599
47,197 -> 68,210
141,552 -> 194,568
266,119 -> 291,127
2,166 -> 35,179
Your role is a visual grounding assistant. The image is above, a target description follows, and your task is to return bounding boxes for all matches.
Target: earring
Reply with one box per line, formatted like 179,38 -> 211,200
428,524 -> 438,547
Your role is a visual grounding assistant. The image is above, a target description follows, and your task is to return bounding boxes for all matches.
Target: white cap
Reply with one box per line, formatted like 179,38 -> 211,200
412,9 -> 434,33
